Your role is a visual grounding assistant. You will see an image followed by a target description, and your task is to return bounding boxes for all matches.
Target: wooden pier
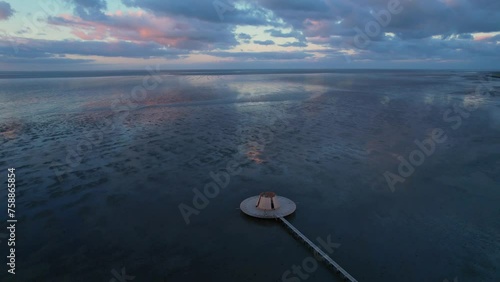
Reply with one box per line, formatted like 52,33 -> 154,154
277,216 -> 358,282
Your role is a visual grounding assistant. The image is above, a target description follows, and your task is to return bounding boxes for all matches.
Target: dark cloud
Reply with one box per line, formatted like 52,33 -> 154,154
0,37 -> 187,59
51,0 -> 500,65
279,41 -> 308,47
255,0 -> 499,66
2,0 -> 500,68
255,0 -> 335,31
257,0 -> 329,12
0,56 -> 93,64
269,0 -> 500,40
317,35 -> 500,64
121,0 -> 276,26
237,33 -> 252,40
209,51 -> 314,60
0,1 -> 14,20
48,12 -> 238,50
65,0 -> 107,20
253,40 -> 275,45
265,28 -> 303,39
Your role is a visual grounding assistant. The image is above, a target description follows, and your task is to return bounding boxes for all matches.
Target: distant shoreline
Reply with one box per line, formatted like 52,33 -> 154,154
1,69 -> 499,80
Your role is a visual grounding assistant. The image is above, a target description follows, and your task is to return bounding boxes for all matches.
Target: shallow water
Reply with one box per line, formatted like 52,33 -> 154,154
0,70 -> 499,281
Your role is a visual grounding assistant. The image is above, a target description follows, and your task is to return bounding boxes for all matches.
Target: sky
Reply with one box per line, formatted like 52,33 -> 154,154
0,0 -> 499,70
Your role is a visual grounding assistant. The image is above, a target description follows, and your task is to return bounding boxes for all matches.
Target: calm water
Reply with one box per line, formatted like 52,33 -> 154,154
0,70 -> 499,282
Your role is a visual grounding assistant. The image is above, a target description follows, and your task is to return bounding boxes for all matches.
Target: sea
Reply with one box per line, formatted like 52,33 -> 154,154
0,70 -> 499,281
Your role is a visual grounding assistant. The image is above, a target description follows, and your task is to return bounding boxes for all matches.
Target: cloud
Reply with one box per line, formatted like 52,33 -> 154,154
279,41 -> 308,47
237,33 -> 252,44
269,0 -> 500,40
49,11 -> 238,50
65,0 -> 107,20
112,0 -> 500,60
238,33 -> 252,40
320,35 -> 500,63
255,0 -> 334,29
0,37 -> 187,59
253,40 -> 275,45
0,1 -> 14,20
2,0 -> 500,69
209,51 -> 314,60
121,0 -> 276,26
265,28 -> 304,39
0,57 -> 93,65
61,0 -> 108,21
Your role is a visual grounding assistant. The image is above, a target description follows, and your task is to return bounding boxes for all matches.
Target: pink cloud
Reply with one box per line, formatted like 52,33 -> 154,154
474,35 -> 492,41
48,10 -> 236,50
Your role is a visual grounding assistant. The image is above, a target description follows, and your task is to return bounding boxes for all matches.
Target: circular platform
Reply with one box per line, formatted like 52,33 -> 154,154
240,195 -> 296,219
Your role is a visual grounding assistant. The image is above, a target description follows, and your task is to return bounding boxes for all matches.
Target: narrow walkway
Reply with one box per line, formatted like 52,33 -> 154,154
278,216 -> 358,282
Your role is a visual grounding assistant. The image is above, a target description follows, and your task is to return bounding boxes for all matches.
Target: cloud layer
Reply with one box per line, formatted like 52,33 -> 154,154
1,0 -> 499,69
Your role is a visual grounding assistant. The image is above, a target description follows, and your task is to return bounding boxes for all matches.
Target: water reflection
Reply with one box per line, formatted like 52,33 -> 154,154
0,71 -> 498,281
